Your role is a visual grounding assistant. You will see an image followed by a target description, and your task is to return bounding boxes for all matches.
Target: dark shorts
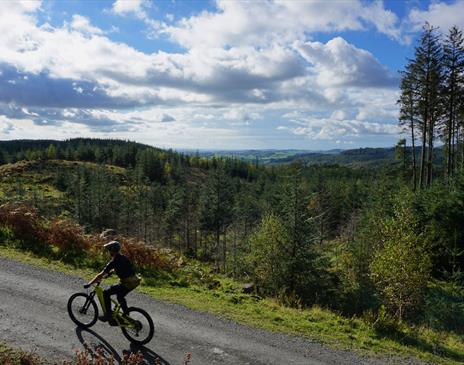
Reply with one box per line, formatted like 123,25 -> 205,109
103,283 -> 133,313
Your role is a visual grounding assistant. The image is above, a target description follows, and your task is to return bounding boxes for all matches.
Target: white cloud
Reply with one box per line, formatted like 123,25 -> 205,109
0,0 -> 404,147
112,0 -> 146,16
160,113 -> 175,123
331,110 -> 347,121
70,15 -> 103,35
282,117 -> 399,141
0,1 -> 43,66
0,18 -> 307,106
111,0 -> 160,37
279,84 -> 400,142
0,0 -> 41,14
407,1 -> 464,33
0,116 -> 15,135
162,0 -> 402,49
282,111 -> 302,119
295,37 -> 398,89
356,104 -> 397,122
192,113 -> 215,121
223,109 -> 261,125
361,1 -> 401,41
0,1 -> 398,110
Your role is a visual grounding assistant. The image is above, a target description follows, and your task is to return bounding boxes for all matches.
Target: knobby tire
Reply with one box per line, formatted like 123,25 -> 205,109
121,307 -> 154,345
67,293 -> 98,328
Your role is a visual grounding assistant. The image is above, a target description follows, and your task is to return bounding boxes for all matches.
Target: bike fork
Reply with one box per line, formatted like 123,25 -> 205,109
83,292 -> 96,312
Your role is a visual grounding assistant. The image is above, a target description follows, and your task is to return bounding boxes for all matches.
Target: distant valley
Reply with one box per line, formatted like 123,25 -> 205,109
189,146 -> 444,168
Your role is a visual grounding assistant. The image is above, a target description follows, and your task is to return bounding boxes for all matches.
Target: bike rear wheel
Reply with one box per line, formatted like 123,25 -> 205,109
67,293 -> 98,328
121,307 -> 154,345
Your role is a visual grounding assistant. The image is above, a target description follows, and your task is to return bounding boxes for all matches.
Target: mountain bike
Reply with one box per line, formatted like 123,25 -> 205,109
67,278 -> 154,345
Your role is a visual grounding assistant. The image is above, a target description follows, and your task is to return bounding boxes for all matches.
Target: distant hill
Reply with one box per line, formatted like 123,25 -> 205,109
0,139 -> 444,169
193,146 -> 445,168
191,149 -> 340,164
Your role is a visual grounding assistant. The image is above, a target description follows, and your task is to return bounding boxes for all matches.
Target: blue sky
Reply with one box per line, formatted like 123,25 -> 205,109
0,0 -> 463,150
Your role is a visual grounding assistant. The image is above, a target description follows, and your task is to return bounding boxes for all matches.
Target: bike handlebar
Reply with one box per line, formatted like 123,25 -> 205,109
83,271 -> 113,289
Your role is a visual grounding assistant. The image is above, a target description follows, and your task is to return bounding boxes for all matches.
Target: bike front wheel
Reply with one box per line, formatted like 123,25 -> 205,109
67,293 -> 98,328
121,307 -> 154,345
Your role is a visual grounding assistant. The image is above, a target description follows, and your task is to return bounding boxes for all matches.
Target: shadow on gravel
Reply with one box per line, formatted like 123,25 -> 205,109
75,327 -> 171,365
75,327 -> 122,362
129,344 -> 171,365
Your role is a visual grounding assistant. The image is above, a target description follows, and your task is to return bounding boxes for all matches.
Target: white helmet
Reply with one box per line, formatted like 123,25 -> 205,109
104,240 -> 121,253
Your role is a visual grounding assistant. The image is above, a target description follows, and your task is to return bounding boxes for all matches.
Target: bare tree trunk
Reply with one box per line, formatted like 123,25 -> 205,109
186,212 -> 191,253
143,199 -> 148,243
460,124 -> 464,170
411,119 -> 417,192
199,230 -> 203,256
403,142 -> 406,171
447,107 -> 453,179
426,118 -> 434,187
451,114 -> 456,175
223,229 -> 227,273
233,229 -> 237,278
194,226 -> 198,257
419,121 -> 427,189
215,228 -> 220,271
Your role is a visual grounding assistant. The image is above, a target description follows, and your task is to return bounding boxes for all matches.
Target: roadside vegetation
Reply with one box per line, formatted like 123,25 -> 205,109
0,343 -> 42,365
0,342 -> 190,365
1,200 -> 464,364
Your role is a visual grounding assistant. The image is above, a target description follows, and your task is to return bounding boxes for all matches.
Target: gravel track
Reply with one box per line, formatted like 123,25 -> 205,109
0,257 -> 424,364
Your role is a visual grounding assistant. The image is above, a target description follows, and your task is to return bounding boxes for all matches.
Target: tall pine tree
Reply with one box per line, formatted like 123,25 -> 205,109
401,23 -> 443,188
398,66 -> 419,190
442,26 -> 464,177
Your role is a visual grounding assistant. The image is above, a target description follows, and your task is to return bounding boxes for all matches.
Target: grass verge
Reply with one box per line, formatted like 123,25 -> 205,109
1,245 -> 464,365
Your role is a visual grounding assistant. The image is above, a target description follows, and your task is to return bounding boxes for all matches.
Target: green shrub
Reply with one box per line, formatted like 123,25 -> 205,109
246,214 -> 290,297
372,305 -> 405,336
324,239 -> 377,315
0,225 -> 14,244
370,198 -> 431,320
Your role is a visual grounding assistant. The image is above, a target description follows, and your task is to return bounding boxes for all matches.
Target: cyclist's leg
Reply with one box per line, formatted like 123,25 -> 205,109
103,285 -> 120,314
115,285 -> 131,314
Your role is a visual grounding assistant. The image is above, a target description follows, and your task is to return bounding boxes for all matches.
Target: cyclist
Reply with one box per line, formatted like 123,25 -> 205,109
85,240 -> 140,323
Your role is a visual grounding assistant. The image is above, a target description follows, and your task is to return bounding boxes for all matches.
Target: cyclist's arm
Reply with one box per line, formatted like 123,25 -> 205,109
87,270 -> 106,286
86,261 -> 115,286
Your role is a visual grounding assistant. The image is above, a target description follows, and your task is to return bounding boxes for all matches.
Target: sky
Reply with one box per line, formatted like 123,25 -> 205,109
0,0 -> 463,150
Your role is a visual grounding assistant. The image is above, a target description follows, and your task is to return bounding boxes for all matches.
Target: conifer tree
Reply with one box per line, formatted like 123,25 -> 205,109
199,167 -> 234,271
395,138 -> 408,175
46,144 -> 58,159
398,67 -> 419,190
442,26 -> 464,177
277,165 -> 318,302
412,23 -> 443,188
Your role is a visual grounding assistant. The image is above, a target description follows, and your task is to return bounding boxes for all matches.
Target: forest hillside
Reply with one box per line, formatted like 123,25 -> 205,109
1,137 -> 464,363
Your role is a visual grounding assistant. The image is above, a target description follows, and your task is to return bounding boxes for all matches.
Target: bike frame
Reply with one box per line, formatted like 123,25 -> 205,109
87,282 -> 135,329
